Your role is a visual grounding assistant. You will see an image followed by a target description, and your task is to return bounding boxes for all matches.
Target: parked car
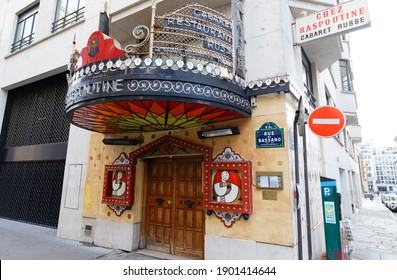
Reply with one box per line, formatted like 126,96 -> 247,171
383,194 -> 397,212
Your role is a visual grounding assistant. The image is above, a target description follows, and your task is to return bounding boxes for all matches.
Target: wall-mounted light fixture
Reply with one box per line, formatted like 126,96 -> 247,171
102,136 -> 144,145
197,126 -> 240,139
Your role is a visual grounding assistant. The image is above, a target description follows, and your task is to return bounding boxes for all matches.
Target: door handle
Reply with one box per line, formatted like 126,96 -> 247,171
184,200 -> 196,208
155,197 -> 165,206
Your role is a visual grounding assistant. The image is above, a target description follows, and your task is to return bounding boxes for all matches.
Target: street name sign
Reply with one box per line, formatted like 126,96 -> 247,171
307,106 -> 345,137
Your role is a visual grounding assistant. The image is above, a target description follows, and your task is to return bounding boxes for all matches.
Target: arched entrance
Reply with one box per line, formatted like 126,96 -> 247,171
130,136 -> 211,259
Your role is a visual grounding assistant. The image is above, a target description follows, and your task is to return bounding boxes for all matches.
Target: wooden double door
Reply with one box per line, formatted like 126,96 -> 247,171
145,156 -> 204,259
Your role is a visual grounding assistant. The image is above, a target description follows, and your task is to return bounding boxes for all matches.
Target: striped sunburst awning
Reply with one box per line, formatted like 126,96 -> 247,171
70,100 -> 245,133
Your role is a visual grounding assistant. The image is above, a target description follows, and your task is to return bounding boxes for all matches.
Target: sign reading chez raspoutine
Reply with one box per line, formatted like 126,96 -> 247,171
295,0 -> 370,45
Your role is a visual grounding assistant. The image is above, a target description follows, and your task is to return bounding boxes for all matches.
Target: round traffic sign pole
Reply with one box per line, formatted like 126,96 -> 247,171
307,106 -> 345,137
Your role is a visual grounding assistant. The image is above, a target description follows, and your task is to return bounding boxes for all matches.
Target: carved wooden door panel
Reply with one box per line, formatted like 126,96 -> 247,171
174,157 -> 204,259
146,158 -> 173,254
146,157 -> 204,259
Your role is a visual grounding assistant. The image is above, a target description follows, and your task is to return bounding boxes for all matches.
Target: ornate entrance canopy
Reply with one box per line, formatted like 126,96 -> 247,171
66,62 -> 250,133
65,4 -> 251,133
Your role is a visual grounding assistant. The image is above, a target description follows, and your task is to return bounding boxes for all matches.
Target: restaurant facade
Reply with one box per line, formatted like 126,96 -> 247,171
0,0 -> 365,259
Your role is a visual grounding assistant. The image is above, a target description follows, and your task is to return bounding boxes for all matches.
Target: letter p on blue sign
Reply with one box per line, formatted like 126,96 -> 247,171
323,186 -> 332,198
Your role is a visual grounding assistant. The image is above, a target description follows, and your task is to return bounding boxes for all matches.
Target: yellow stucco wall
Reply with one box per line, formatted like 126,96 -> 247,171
82,93 -> 294,247
83,137 -> 144,224
203,94 -> 294,246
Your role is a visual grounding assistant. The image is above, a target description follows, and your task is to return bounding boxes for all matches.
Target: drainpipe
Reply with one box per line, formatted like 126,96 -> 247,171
302,123 -> 312,260
294,97 -> 313,260
293,97 -> 303,260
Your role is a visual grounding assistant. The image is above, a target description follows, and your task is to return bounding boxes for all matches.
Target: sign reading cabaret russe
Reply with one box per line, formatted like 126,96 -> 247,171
295,0 -> 370,45
154,4 -> 234,70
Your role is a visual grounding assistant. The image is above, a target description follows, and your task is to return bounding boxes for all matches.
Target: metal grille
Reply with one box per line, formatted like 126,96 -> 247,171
4,73 -> 70,147
0,73 -> 70,228
153,4 -> 234,71
124,4 -> 235,72
0,161 -> 65,228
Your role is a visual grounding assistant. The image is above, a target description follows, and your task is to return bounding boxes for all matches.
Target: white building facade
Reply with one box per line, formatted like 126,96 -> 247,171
0,0 -> 365,260
360,143 -> 397,193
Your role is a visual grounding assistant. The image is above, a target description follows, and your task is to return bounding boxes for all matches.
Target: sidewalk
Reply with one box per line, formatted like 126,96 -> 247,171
0,218 -> 165,260
2,199 -> 397,260
351,199 -> 397,260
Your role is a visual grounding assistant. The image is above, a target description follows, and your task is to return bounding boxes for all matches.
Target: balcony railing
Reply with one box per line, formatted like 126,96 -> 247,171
11,33 -> 35,53
51,7 -> 85,33
304,84 -> 316,108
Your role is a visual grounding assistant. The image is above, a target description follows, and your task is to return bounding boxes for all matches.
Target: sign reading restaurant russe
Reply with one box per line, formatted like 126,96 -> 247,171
295,0 -> 370,45
154,4 -> 234,70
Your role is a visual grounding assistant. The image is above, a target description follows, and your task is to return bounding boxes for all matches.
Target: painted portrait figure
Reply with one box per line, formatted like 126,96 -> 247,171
112,171 -> 126,197
213,170 -> 241,203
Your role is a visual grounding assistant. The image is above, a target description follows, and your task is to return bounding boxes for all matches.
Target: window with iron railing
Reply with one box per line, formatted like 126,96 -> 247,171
11,5 -> 39,53
302,49 -> 316,107
52,0 -> 85,33
304,83 -> 316,108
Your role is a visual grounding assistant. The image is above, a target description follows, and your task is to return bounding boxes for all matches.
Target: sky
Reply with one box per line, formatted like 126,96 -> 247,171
349,0 -> 396,146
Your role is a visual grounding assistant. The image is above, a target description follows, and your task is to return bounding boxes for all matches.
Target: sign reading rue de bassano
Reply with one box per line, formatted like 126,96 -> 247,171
256,122 -> 285,148
295,0 -> 370,45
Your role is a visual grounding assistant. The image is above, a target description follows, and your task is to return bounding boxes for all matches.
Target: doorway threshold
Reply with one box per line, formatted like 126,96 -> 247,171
137,249 -> 193,260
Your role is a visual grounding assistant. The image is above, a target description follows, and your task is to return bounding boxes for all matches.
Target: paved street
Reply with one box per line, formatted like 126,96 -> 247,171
351,199 -> 397,260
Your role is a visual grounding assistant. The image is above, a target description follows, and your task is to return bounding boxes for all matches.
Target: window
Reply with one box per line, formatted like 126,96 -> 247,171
11,5 -> 39,53
302,49 -> 316,107
339,59 -> 354,91
325,87 -> 335,106
52,0 -> 85,33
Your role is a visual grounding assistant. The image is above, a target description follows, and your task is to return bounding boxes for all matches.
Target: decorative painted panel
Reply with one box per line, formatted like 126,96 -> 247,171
102,153 -> 133,216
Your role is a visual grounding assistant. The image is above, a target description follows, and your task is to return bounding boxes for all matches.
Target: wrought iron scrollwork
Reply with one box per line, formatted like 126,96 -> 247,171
124,25 -> 150,55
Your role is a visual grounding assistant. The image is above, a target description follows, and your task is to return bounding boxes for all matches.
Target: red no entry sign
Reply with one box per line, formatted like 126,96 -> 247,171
308,106 -> 345,137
